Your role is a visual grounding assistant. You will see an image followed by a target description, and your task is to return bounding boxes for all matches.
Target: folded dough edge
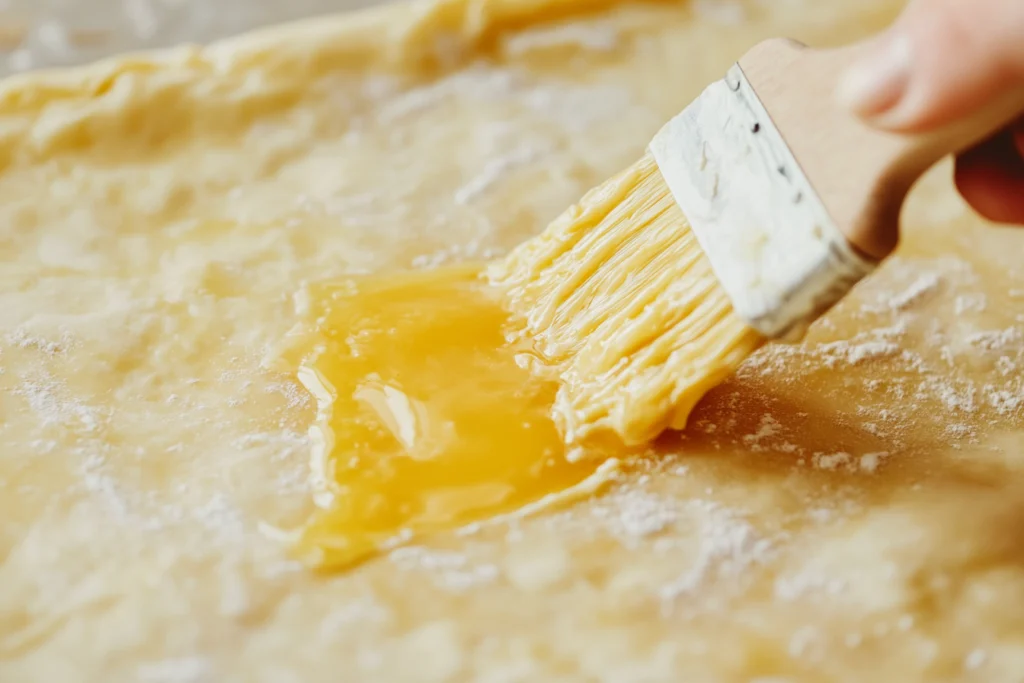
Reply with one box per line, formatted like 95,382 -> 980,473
0,0 -> 670,167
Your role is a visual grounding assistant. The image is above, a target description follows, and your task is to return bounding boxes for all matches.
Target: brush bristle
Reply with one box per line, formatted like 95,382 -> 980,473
488,152 -> 765,447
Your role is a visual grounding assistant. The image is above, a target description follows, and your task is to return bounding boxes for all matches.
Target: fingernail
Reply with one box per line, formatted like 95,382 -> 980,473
836,32 -> 913,119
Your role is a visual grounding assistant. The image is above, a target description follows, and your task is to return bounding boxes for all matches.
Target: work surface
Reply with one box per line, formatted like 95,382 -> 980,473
3,0 -> 1024,680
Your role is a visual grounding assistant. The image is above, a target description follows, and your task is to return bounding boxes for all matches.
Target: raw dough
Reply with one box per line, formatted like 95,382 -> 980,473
4,0 -> 1024,681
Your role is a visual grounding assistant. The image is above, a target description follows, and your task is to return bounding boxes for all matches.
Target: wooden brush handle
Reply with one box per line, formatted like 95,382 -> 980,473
739,38 -> 1024,260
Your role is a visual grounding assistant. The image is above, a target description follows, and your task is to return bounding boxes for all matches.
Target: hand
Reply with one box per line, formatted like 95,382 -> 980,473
837,0 -> 1024,224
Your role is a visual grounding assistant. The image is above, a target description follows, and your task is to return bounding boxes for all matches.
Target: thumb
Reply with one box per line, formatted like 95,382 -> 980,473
837,0 -> 1024,132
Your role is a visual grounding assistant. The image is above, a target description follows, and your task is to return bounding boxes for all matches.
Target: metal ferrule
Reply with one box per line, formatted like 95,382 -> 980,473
648,63 -> 876,341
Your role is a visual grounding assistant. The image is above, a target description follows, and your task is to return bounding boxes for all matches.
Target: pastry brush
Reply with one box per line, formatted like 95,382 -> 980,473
490,38 -> 1024,449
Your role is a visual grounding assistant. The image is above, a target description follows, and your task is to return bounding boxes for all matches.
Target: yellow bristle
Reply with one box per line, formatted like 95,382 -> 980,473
488,152 -> 765,447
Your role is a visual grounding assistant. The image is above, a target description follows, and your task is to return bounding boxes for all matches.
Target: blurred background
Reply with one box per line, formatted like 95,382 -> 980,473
0,0 -> 387,76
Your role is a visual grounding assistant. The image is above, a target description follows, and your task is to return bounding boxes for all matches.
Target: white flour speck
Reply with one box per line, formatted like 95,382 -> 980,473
858,452 -> 889,473
964,648 -> 987,670
920,377 -> 977,413
522,82 -> 639,131
813,452 -> 853,471
389,547 -> 498,592
319,597 -> 389,635
775,570 -> 847,601
946,423 -> 975,439
454,144 -> 550,204
967,327 -> 1022,351
15,372 -> 102,431
884,272 -> 942,311
658,501 -> 771,606
410,239 -> 505,269
817,340 -> 900,368
591,488 -> 680,540
954,293 -> 987,315
788,625 -> 823,659
741,414 -> 801,453
985,386 -> 1023,416
6,327 -> 74,355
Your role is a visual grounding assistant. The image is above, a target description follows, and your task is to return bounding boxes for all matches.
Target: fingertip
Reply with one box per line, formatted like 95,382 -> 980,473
835,32 -> 912,122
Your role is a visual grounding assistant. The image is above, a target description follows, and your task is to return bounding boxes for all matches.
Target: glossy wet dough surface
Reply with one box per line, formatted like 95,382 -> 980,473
3,0 -> 1024,680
